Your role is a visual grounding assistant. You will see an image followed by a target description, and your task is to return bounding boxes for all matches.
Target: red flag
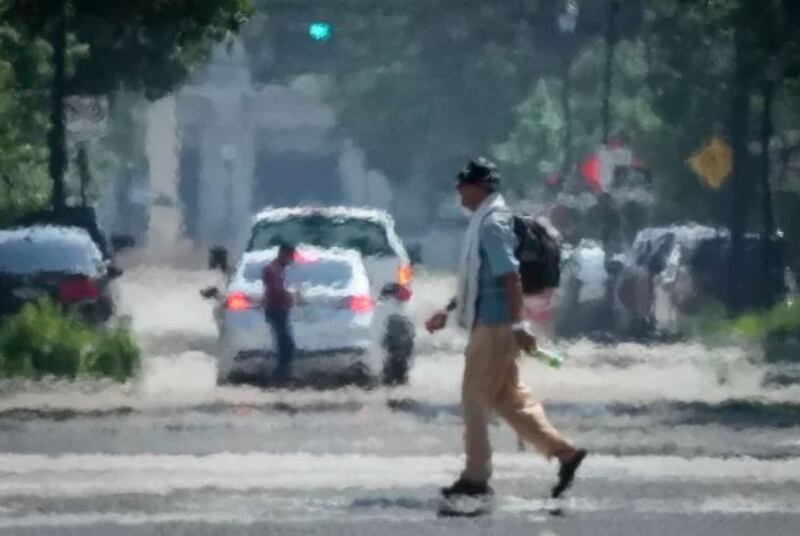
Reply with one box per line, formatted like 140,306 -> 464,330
580,153 -> 602,193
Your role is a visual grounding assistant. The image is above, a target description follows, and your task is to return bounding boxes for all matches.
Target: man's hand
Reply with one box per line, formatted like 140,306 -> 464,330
513,327 -> 538,354
425,311 -> 448,333
293,290 -> 305,306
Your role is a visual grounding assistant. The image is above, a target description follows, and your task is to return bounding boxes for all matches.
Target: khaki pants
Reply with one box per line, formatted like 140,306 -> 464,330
461,324 -> 572,483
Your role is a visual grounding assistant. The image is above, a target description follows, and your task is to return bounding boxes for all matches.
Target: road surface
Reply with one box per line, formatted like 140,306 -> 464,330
0,265 -> 798,535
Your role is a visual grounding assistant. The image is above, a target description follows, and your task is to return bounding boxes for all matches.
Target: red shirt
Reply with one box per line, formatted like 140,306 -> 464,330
262,259 -> 293,311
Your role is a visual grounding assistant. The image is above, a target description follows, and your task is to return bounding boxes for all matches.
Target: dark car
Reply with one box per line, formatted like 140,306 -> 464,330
12,206 -> 115,260
615,224 -> 791,338
0,225 -> 122,323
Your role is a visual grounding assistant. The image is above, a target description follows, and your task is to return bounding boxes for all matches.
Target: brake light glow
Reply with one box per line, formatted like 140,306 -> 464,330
58,276 -> 99,303
398,263 -> 413,287
293,251 -> 319,264
349,295 -> 375,313
225,292 -> 252,311
395,285 -> 412,302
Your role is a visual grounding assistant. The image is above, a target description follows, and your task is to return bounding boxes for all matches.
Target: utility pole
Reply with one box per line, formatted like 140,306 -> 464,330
759,71 -> 780,310
599,0 -> 621,332
76,142 -> 91,206
728,25 -> 753,314
759,78 -> 775,238
48,0 -> 68,213
602,0 -> 620,145
558,0 -> 579,178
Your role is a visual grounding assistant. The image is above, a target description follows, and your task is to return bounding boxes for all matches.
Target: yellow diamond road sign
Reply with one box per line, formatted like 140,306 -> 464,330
689,137 -> 733,190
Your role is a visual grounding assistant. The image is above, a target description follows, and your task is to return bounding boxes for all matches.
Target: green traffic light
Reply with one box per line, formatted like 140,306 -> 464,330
309,22 -> 332,41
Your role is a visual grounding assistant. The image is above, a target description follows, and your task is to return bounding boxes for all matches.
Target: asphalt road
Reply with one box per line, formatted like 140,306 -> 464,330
0,265 -> 798,535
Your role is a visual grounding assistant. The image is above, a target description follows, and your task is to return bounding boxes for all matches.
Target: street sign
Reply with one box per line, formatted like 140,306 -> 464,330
66,95 -> 108,141
689,137 -> 733,190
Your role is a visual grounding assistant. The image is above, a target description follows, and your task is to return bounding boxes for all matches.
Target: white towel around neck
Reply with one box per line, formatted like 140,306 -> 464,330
455,192 -> 508,329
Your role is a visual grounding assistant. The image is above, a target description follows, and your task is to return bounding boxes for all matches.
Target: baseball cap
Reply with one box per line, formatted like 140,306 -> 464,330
456,157 -> 501,185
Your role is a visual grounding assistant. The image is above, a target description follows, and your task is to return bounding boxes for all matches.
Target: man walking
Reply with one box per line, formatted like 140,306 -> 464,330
425,157 -> 587,499
263,242 -> 297,382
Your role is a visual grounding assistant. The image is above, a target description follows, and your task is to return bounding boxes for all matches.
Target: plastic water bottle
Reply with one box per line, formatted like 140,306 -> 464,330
527,348 -> 564,369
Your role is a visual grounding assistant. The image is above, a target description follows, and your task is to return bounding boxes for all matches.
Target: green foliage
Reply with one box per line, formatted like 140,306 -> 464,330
492,78 -> 565,188
0,0 -> 253,220
493,39 -> 663,193
0,299 -> 140,382
0,25 -> 52,225
2,0 -> 254,99
86,322 -> 141,382
731,301 -> 800,339
243,0 -> 557,194
0,299 -> 91,379
2,0 -> 800,259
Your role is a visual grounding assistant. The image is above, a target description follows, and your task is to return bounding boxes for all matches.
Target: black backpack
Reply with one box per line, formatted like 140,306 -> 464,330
512,214 -> 561,295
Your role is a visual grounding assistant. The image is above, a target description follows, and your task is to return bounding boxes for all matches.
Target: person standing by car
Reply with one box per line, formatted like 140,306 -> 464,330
425,157 -> 587,500
262,242 -> 297,382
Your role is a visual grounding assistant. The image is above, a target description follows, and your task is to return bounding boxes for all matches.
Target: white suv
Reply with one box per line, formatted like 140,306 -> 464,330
206,206 -> 416,385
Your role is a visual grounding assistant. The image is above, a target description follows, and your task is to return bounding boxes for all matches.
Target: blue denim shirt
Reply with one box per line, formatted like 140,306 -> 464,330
475,209 -> 519,325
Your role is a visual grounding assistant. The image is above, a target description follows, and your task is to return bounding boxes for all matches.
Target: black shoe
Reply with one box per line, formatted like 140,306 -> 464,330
551,448 -> 587,499
441,479 -> 494,498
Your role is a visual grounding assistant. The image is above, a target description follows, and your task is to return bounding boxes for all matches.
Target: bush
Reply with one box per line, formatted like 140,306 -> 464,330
0,299 -> 140,381
728,301 -> 800,364
731,301 -> 800,339
86,322 -> 141,381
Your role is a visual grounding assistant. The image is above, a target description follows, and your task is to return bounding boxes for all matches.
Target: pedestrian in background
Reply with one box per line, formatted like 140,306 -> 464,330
262,242 -> 297,382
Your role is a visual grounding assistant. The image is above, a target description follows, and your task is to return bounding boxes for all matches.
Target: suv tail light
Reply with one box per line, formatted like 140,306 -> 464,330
395,285 -> 412,302
225,292 -> 252,312
398,263 -> 413,287
349,295 -> 375,313
58,276 -> 99,303
293,251 -> 319,264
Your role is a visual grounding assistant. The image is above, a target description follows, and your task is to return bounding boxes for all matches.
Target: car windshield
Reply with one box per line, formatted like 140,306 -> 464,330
0,234 -> 102,275
243,258 -> 354,290
248,216 -> 393,257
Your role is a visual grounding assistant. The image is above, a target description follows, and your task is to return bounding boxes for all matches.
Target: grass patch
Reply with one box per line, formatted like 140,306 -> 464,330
723,300 -> 800,364
730,301 -> 800,339
0,299 -> 140,381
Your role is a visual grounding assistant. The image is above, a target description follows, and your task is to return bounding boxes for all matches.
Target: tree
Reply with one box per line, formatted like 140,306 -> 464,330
0,21 -> 52,225
239,0 -> 652,227
493,39 -> 662,196
643,0 -> 800,311
1,0 -> 253,212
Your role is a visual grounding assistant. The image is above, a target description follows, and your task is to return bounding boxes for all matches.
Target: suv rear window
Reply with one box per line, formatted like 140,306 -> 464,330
0,233 -> 102,275
248,215 -> 393,257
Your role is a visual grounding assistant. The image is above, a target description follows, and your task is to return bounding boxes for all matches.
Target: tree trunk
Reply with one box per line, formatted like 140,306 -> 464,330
48,0 -> 67,213
727,27 -> 753,315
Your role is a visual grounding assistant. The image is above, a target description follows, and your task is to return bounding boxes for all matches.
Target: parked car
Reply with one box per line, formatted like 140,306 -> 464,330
616,223 -> 792,337
11,206 -> 134,261
209,206 -> 416,385
0,226 -> 123,323
202,246 -> 405,386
